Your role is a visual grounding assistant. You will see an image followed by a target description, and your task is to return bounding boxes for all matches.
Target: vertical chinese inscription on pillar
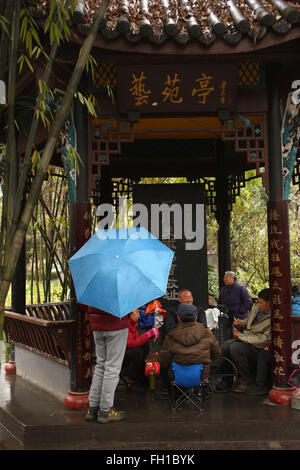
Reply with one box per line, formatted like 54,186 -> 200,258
267,201 -> 292,385
75,203 -> 92,389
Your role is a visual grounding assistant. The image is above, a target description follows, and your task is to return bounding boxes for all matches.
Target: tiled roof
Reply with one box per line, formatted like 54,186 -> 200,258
35,1 -> 300,47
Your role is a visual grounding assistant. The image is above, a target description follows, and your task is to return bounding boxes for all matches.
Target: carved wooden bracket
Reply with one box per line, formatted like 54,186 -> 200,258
221,113 -> 269,194
88,119 -> 134,198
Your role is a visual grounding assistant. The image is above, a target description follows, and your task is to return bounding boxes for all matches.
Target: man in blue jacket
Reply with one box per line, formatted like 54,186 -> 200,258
217,271 -> 252,321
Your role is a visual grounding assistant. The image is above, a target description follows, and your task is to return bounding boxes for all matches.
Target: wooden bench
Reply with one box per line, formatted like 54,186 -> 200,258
4,302 -> 75,368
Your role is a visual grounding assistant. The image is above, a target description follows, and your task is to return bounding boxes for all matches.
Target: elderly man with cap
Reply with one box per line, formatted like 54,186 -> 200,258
217,271 -> 252,321
163,288 -> 207,335
158,303 -> 222,398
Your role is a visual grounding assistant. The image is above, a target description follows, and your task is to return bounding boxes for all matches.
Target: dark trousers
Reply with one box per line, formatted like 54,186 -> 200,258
122,343 -> 149,382
256,349 -> 272,386
159,366 -> 173,391
221,339 -> 260,385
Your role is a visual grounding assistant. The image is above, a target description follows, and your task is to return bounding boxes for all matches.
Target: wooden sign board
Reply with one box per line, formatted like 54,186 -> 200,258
132,184 -> 208,309
117,64 -> 238,114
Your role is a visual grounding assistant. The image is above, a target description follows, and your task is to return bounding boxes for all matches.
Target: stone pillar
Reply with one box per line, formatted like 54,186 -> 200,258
266,64 -> 297,405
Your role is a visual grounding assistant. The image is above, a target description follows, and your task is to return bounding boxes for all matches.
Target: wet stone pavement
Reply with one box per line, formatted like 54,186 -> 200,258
1,341 -> 300,451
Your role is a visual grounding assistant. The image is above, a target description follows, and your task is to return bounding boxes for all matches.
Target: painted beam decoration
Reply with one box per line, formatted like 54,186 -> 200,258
267,200 -> 292,385
117,64 -> 237,114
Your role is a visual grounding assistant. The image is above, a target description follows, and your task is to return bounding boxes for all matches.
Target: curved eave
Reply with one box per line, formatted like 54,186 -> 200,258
88,25 -> 300,56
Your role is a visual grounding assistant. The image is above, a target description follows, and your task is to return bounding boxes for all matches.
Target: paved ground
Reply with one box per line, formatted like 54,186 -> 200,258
1,368 -> 300,451
1,341 -> 300,452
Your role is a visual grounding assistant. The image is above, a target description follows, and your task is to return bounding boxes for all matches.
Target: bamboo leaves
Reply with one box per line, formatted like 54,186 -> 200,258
75,91 -> 98,117
0,0 -> 111,338
0,14 -> 9,36
44,0 -> 71,44
18,7 -> 50,73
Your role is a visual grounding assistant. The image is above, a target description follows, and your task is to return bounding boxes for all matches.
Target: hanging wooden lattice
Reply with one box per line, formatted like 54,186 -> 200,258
221,114 -> 269,194
91,177 -> 142,208
112,177 -> 141,212
187,177 -> 217,213
88,119 -> 134,198
227,174 -> 246,211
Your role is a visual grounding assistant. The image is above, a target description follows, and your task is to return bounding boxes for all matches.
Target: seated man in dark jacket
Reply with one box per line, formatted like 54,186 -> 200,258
217,271 -> 252,321
158,303 -> 222,397
163,288 -> 207,334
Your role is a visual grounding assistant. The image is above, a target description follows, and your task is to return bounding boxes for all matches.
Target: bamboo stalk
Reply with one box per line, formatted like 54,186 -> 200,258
0,0 -> 21,338
31,212 -> 64,288
0,0 -> 20,272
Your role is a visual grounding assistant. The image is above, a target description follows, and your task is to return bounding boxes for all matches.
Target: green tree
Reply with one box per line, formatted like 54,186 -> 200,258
219,172 -> 300,297
288,185 -> 300,287
230,173 -> 269,295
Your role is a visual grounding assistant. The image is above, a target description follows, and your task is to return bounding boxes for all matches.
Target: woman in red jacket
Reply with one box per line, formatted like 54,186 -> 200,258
122,308 -> 159,384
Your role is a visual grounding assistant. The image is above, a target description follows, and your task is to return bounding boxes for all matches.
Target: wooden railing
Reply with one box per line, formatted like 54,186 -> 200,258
4,302 -> 300,372
4,301 -> 75,368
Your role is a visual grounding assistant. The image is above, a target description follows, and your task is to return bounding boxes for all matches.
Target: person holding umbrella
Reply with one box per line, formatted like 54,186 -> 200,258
85,306 -> 129,424
68,227 -> 174,423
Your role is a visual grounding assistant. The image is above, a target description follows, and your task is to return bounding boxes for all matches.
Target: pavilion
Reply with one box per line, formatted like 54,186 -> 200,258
2,0 -> 300,407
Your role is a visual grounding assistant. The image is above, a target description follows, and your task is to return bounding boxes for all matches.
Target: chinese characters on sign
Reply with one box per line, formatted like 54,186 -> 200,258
161,234 -> 179,301
117,65 -> 237,113
129,72 -> 151,106
75,304 -> 92,388
267,201 -> 292,385
162,73 -> 183,104
192,73 -> 215,104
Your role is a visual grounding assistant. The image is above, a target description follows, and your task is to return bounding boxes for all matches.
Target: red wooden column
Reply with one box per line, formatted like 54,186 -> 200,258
73,202 -> 93,388
64,204 -> 93,410
64,99 -> 92,409
266,64 -> 298,404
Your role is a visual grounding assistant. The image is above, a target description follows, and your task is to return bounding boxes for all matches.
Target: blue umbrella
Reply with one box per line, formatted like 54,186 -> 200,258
68,227 -> 174,318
